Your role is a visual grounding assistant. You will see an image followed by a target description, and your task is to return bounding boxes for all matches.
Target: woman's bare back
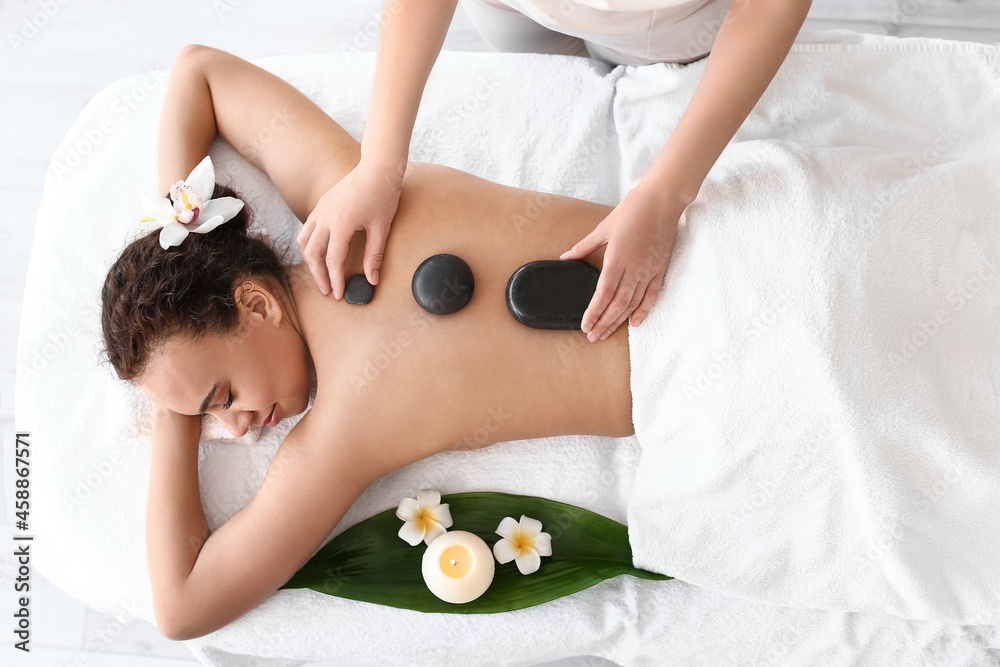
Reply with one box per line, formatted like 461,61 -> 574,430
291,162 -> 634,469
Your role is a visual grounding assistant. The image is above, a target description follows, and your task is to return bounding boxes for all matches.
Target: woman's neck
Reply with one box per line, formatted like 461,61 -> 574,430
278,264 -> 318,383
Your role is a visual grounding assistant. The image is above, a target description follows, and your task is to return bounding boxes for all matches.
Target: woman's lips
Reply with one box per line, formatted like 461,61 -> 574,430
265,403 -> 279,427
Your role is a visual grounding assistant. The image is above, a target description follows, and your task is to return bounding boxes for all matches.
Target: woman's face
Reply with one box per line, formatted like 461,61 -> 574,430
138,281 -> 311,437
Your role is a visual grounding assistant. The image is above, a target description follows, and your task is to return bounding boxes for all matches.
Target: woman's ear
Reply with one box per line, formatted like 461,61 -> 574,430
232,281 -> 264,320
240,283 -> 282,325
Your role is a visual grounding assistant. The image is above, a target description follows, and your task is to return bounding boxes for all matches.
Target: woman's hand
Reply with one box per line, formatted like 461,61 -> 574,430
560,183 -> 688,341
296,156 -> 405,298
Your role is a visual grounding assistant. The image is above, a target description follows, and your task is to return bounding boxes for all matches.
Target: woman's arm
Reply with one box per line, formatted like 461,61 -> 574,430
637,0 -> 813,208
156,44 -> 363,217
149,399 -> 380,640
562,0 -> 813,338
361,0 -> 460,173
146,404 -> 205,635
296,0 -> 460,298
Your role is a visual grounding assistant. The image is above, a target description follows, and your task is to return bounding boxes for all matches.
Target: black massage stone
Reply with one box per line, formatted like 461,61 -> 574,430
411,253 -> 475,315
344,274 -> 374,304
506,260 -> 601,330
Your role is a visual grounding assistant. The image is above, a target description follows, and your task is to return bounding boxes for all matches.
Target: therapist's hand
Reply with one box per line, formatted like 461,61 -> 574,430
297,156 -> 404,298
560,183 -> 687,341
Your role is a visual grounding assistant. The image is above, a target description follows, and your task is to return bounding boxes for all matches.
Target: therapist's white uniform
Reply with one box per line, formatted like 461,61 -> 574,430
460,0 -> 735,65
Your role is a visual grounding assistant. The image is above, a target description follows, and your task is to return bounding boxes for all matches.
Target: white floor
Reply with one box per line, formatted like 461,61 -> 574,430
1,1 -> 998,666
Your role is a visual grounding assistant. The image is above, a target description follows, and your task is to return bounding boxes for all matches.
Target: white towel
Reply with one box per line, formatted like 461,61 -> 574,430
15,35 -> 1000,666
625,29 -> 1000,624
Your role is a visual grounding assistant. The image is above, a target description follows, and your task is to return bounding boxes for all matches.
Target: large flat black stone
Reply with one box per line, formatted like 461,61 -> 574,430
505,260 -> 601,330
411,253 -> 475,315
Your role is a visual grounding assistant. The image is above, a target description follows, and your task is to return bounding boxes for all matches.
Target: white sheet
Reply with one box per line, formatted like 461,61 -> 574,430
624,29 -> 1000,625
14,33 -> 999,666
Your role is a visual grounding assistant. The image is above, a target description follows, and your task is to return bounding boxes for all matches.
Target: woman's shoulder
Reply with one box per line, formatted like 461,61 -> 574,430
278,392 -> 376,472
282,386 -> 438,481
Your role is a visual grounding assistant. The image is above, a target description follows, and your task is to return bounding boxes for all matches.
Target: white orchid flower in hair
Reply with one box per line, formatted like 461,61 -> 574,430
139,155 -> 244,250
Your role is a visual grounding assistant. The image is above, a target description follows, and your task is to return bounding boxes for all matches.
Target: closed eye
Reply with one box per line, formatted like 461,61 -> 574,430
223,390 -> 234,410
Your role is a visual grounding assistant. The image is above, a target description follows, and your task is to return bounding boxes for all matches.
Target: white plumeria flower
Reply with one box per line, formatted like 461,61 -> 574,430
139,155 -> 244,250
396,489 -> 454,546
492,515 -> 553,575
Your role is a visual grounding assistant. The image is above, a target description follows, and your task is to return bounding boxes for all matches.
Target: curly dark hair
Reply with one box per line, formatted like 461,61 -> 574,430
100,182 -> 299,383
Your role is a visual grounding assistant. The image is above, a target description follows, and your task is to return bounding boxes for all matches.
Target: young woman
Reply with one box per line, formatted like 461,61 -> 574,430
101,44 -> 634,641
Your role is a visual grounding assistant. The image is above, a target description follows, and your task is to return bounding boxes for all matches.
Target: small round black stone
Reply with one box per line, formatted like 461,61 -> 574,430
411,253 -> 475,315
344,273 -> 374,304
505,260 -> 601,330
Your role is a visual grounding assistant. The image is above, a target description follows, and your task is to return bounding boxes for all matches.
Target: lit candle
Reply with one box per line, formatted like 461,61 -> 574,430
421,530 -> 495,604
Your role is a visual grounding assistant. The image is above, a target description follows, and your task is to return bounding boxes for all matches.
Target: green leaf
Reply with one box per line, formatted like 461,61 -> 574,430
280,491 -> 672,613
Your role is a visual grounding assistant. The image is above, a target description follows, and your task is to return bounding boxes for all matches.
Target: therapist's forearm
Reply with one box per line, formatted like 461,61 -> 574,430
361,0 -> 460,173
639,0 -> 812,208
